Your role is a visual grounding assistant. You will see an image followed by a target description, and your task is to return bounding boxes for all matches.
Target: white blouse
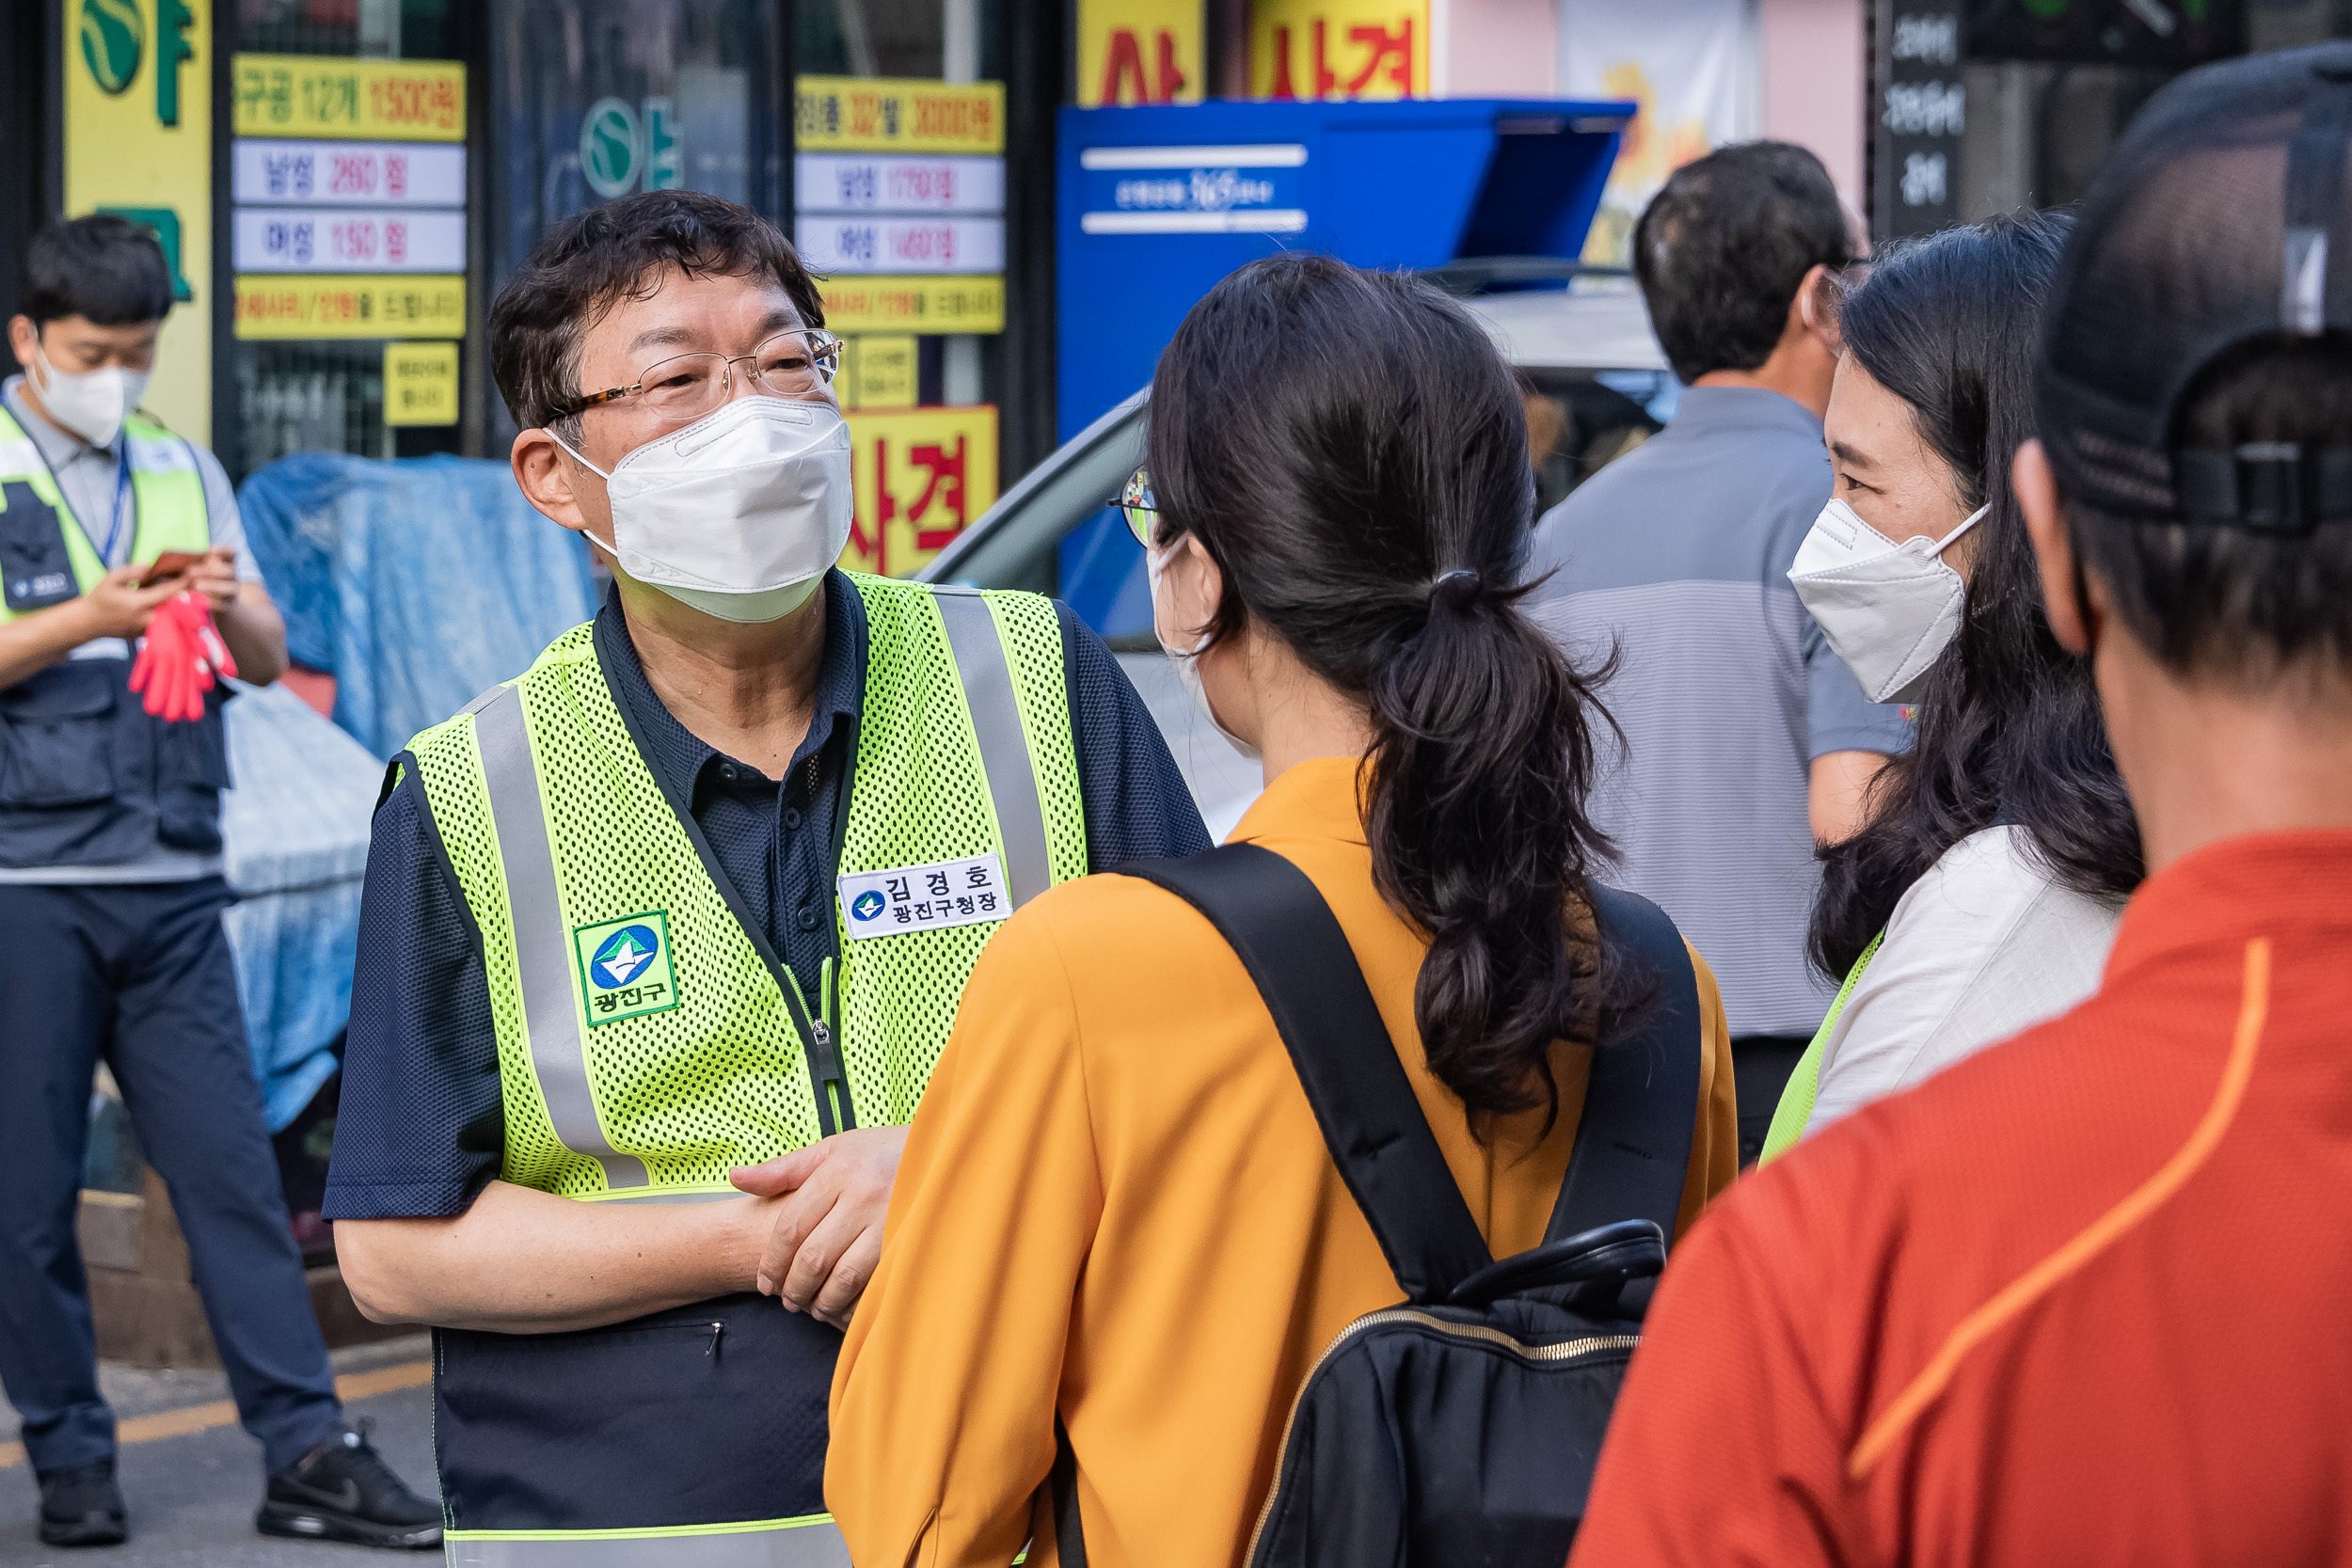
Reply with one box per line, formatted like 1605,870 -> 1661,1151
1808,824 -> 2125,1133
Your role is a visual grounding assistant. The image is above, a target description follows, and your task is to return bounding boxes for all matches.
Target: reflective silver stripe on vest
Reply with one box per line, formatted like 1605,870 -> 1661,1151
446,1518 -> 850,1567
471,684 -> 651,1191
930,587 -> 1053,911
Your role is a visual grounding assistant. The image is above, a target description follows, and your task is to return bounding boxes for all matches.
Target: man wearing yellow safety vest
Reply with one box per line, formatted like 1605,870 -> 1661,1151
0,214 -> 443,1551
326,190 -> 1210,1565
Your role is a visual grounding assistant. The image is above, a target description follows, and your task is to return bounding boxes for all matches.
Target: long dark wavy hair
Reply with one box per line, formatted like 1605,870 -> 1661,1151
1149,253 -> 1634,1130
1811,212 -> 2142,980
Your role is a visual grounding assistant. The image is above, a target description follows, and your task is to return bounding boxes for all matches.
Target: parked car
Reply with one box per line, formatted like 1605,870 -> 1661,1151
920,263 -> 1675,838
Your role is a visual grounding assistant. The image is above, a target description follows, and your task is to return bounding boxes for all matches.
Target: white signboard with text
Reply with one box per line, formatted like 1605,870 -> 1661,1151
232,139 -> 468,207
795,153 -> 1006,214
233,207 -> 468,272
795,214 -> 1006,275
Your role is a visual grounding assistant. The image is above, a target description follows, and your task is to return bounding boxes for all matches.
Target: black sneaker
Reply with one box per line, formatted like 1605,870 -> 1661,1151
37,1457 -> 127,1547
255,1419 -> 440,1550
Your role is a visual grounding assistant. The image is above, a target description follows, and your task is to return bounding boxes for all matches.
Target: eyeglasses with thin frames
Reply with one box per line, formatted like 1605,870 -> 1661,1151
554,328 -> 843,422
1114,466 -> 1157,547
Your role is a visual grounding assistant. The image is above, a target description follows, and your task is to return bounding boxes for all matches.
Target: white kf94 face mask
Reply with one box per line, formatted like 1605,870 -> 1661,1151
1146,536 -> 1261,763
1788,495 -> 1989,705
35,344 -> 151,449
554,395 -> 853,624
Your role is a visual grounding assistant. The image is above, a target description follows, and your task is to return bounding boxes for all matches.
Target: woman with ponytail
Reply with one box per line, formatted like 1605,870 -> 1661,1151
827,254 -> 1739,1567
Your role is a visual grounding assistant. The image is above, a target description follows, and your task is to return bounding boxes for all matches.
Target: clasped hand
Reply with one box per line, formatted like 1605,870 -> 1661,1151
730,1124 -> 908,1330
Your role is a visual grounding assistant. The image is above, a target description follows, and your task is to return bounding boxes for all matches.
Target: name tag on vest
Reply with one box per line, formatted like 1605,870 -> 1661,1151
838,853 -> 1009,938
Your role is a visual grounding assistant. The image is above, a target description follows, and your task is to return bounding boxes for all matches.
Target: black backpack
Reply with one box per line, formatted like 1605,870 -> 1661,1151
1057,843 -> 1702,1568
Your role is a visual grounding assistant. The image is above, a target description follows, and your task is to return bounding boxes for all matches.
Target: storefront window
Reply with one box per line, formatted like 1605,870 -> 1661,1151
230,0 -> 469,476
484,0 -> 787,451
1935,1 -> 2352,227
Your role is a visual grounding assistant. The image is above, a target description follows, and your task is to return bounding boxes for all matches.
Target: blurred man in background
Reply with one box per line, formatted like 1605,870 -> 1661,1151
0,214 -> 437,1551
1525,144 -> 1910,1163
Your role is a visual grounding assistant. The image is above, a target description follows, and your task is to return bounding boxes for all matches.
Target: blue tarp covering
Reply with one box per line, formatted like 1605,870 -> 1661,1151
221,452 -> 595,1126
219,679 -> 385,1131
236,452 -> 599,759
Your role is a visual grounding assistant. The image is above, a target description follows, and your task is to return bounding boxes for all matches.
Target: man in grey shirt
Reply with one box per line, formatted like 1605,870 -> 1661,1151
1527,143 -> 1912,1163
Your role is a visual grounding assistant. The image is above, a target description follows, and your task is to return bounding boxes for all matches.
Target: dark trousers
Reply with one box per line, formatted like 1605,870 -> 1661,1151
1731,1034 -> 1812,1169
0,879 -> 341,1476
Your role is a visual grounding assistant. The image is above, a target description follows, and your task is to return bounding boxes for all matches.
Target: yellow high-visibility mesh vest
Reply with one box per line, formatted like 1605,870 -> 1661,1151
405,573 -> 1088,1200
0,407 -> 211,616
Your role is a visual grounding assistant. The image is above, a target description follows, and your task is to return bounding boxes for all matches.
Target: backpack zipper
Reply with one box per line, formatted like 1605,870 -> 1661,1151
1241,1309 -> 1641,1564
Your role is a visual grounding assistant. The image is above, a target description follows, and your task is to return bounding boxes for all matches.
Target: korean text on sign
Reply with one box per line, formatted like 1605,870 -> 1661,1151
795,216 -> 1005,276
230,140 -> 467,206
384,341 -> 460,427
841,405 -> 1000,579
232,54 -> 467,142
795,76 -> 1006,154
818,276 -> 1005,335
233,276 -> 468,341
1249,0 -> 1427,101
232,209 -> 465,273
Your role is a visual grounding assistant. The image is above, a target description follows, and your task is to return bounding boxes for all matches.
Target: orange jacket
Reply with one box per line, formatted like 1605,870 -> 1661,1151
1574,831 -> 2352,1567
829,756 -> 1739,1568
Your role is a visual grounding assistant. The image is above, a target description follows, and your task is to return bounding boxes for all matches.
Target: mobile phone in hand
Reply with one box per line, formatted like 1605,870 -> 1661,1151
138,550 -> 206,588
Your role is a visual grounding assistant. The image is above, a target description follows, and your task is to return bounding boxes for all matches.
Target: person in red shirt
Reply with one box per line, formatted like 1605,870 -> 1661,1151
1572,43 -> 2352,1567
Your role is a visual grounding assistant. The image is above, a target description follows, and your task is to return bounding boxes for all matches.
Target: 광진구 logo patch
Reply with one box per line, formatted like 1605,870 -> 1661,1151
571,911 -> 680,1026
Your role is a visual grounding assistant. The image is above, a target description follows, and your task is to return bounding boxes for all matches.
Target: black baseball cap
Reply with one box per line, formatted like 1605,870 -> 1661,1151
2038,42 -> 2352,534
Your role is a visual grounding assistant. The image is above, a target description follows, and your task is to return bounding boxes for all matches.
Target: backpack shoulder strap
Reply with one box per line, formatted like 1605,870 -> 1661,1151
1549,885 -> 1704,1248
1120,843 -> 1492,1304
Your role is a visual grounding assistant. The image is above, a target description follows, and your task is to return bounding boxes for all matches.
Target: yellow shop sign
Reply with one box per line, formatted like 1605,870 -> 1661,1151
842,405 -> 999,579
234,274 -> 467,340
233,54 -> 466,141
818,275 -> 1004,336
383,341 -> 460,426
795,76 -> 1004,154
65,0 -> 215,441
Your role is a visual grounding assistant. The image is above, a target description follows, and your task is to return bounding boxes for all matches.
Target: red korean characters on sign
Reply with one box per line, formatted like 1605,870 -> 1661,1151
1250,0 -> 1428,101
842,406 -> 1000,579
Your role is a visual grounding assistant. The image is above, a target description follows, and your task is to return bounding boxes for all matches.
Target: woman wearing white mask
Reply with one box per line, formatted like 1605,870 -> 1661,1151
1765,212 -> 2140,1159
828,254 -> 1740,1566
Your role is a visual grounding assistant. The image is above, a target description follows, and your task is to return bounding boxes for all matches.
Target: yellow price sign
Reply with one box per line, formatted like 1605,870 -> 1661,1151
818,275 -> 1003,336
795,76 -> 1005,154
234,274 -> 467,340
843,405 -> 999,579
232,54 -> 466,141
840,336 -> 917,411
384,341 -> 459,427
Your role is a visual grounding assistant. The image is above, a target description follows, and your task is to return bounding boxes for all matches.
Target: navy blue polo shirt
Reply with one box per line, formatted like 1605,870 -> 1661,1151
324,571 -> 1210,1220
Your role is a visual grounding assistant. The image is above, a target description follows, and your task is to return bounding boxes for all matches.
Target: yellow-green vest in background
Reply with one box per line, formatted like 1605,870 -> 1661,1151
0,405 -> 225,869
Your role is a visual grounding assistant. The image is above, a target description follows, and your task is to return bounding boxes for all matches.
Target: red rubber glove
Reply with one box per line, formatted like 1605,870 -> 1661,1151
129,593 -> 237,721
128,596 -> 186,718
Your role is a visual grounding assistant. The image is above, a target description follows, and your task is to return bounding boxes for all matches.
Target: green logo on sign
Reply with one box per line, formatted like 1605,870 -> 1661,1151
80,0 -> 144,96
571,910 -> 680,1027
580,97 -> 643,199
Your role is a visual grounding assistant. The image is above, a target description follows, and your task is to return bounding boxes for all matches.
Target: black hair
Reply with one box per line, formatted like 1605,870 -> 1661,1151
1812,213 -> 2143,981
488,189 -> 825,437
1149,253 -> 1632,1130
1633,141 -> 1854,385
2067,336 -> 2352,684
20,214 -> 173,327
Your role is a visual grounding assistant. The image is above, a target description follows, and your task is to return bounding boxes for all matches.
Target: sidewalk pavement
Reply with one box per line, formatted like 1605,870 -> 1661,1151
0,1336 -> 437,1566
